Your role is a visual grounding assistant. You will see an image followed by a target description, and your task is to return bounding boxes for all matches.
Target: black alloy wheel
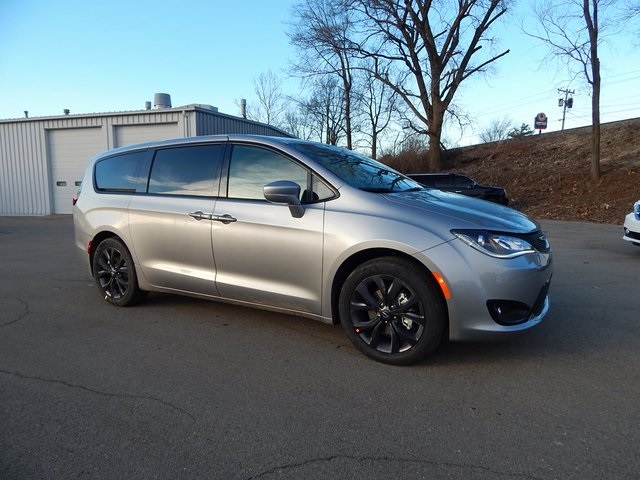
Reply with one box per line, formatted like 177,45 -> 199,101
92,237 -> 145,307
339,257 -> 446,365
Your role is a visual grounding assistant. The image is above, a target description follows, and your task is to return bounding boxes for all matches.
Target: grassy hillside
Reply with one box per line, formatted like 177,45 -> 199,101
387,117 -> 640,224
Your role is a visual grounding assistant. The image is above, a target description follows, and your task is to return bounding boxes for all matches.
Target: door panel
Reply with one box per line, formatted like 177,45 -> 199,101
211,200 -> 324,314
128,195 -> 218,295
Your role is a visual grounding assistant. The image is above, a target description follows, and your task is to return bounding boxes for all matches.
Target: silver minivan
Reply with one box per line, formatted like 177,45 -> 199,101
73,135 -> 552,365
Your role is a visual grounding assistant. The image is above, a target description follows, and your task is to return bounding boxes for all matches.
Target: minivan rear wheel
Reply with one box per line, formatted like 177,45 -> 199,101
339,257 -> 446,365
92,238 -> 145,307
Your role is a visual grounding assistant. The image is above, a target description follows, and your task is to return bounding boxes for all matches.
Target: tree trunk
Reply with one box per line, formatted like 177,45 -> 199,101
591,70 -> 601,181
586,0 -> 601,181
371,133 -> 377,160
427,138 -> 442,172
427,101 -> 444,171
344,81 -> 353,150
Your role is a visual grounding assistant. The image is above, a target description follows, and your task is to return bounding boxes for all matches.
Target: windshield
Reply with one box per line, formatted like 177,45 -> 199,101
291,142 -> 422,193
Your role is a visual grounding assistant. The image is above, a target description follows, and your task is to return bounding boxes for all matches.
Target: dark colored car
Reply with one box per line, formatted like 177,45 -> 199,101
407,173 -> 509,205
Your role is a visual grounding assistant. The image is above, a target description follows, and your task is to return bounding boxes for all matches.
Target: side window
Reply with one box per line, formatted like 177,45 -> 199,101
309,174 -> 335,202
227,145 -> 308,200
432,177 -> 447,188
455,176 -> 474,188
95,151 -> 146,192
148,144 -> 224,196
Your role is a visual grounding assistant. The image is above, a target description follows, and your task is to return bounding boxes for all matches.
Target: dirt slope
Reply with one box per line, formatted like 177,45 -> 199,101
435,117 -> 640,225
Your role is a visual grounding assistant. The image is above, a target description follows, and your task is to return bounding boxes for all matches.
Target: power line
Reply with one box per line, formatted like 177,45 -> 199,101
468,69 -> 640,122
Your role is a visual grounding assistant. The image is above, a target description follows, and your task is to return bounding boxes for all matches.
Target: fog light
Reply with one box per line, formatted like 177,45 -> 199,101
487,281 -> 550,326
487,300 -> 532,326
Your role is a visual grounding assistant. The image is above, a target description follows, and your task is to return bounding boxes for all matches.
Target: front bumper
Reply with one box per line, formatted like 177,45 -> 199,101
418,238 -> 553,341
623,212 -> 640,245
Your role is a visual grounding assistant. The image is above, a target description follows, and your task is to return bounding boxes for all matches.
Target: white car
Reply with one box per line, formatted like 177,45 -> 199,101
623,200 -> 640,246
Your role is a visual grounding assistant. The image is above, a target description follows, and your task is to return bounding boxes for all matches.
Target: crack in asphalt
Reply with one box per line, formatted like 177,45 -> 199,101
0,297 -> 29,327
0,368 -> 196,421
244,454 -> 544,480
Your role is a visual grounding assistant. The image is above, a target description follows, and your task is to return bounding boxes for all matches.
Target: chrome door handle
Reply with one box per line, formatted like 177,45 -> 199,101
188,211 -> 211,221
211,214 -> 237,224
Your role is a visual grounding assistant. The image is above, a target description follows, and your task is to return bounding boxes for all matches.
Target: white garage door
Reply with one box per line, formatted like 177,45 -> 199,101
47,127 -> 104,214
114,123 -> 180,147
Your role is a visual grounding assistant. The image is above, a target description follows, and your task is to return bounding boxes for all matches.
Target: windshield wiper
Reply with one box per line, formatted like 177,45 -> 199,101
360,187 -> 395,193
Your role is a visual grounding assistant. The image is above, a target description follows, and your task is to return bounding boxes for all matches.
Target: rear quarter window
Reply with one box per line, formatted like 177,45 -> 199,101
94,151 -> 147,192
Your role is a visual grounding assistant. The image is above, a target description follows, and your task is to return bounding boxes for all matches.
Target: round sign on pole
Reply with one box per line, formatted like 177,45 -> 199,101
534,112 -> 547,130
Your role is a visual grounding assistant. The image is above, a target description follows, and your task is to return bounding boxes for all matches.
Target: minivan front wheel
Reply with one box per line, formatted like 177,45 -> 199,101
339,257 -> 446,365
92,238 -> 145,307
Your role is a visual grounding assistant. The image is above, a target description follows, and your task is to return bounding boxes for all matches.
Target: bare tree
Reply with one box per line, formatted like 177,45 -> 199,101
281,107 -> 315,140
479,116 -> 514,143
355,66 -> 398,158
249,70 -> 287,129
527,0 -> 627,181
344,0 -> 511,171
297,77 -> 347,145
288,0 -> 357,148
627,0 -> 640,16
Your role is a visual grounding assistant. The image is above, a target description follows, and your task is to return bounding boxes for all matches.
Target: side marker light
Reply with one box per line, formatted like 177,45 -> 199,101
432,272 -> 451,300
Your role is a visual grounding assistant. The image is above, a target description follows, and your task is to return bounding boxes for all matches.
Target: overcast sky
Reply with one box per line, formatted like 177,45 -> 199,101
1,0 -> 638,145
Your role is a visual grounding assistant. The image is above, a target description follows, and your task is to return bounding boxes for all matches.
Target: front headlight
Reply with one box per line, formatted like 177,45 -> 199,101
451,229 -> 536,259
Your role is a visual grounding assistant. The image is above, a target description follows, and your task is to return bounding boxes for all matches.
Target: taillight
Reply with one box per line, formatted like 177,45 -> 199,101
72,192 -> 79,206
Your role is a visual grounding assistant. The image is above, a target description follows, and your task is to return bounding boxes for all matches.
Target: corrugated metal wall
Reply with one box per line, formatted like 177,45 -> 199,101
0,107 -> 292,215
1,120 -> 50,215
195,111 -> 292,137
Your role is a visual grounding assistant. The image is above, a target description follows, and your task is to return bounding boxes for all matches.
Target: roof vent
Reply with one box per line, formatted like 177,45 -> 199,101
154,93 -> 172,109
144,101 -> 152,110
241,98 -> 247,119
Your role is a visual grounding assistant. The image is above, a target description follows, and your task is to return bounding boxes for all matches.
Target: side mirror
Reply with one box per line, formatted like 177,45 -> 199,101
264,180 -> 305,218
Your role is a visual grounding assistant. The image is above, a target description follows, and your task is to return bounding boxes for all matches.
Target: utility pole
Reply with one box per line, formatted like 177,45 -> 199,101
557,88 -> 574,130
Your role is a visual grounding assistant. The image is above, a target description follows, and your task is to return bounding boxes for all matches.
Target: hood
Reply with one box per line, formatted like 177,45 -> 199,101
385,188 -> 539,233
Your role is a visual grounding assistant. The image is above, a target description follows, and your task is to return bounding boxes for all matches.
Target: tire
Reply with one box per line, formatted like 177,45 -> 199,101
92,237 -> 145,307
339,257 -> 446,365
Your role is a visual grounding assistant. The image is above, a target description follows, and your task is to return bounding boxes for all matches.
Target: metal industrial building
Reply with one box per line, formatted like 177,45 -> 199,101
0,95 -> 291,215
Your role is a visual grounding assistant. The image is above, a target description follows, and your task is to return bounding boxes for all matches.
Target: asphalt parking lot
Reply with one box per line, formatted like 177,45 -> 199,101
1,215 -> 639,479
